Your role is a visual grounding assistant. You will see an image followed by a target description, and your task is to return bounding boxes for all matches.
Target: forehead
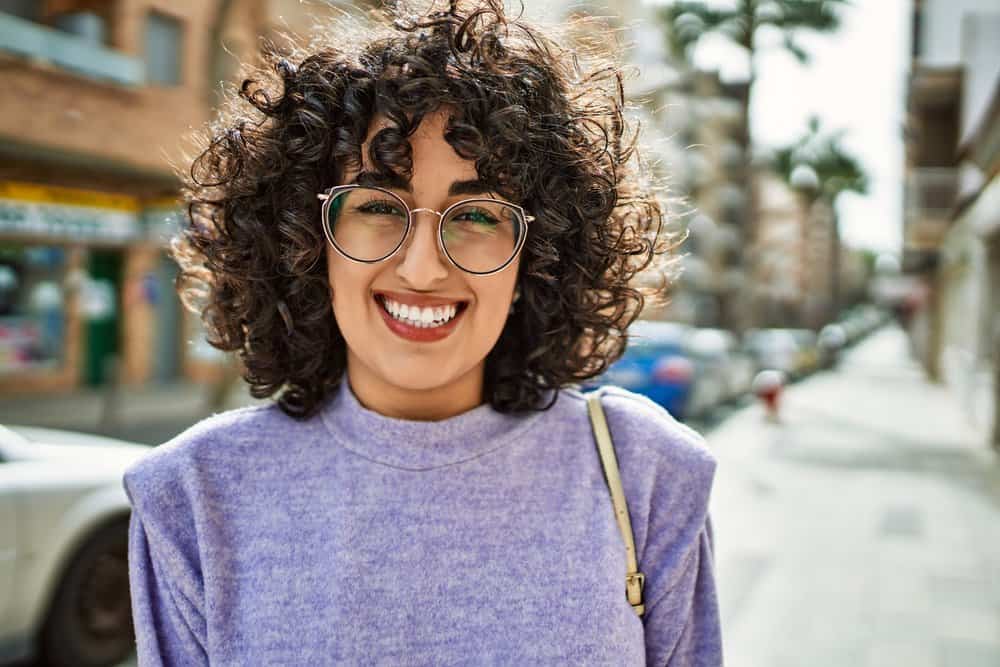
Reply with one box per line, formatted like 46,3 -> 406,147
361,106 -> 453,142
352,109 -> 476,179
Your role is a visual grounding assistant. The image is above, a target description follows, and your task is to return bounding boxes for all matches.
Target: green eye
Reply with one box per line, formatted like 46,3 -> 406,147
358,200 -> 405,216
454,209 -> 498,225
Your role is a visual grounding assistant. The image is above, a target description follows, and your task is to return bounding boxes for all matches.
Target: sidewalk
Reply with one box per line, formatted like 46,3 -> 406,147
707,324 -> 1000,667
0,379 -> 260,445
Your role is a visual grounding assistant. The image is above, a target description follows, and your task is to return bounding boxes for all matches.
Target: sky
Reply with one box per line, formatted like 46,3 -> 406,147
643,0 -> 911,254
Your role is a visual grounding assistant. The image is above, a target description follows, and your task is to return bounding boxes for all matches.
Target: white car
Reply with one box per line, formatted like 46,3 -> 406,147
684,328 -> 757,404
0,425 -> 149,667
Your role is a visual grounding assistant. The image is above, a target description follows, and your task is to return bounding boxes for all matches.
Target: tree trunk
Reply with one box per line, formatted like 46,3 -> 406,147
733,3 -> 757,332
830,210 -> 841,323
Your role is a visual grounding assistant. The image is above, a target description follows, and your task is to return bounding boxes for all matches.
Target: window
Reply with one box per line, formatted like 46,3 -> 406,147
145,10 -> 182,85
0,0 -> 40,21
43,1 -> 115,41
0,244 -> 69,374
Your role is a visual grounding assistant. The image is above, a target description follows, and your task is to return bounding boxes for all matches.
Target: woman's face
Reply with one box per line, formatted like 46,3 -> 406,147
326,109 -> 521,418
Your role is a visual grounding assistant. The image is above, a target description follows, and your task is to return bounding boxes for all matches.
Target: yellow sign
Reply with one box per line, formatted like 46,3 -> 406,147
0,181 -> 140,212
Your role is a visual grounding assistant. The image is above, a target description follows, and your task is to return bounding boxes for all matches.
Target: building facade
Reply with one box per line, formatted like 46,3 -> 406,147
904,0 -> 1000,449
0,0 -> 273,393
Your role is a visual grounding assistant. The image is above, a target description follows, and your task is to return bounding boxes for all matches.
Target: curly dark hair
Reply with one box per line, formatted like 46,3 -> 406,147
173,0 -> 679,418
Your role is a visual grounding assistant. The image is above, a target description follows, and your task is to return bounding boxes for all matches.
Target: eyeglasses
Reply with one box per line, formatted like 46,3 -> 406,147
318,184 -> 533,276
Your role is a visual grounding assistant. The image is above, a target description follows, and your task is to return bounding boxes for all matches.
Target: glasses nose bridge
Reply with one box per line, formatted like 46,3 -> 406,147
409,206 -> 445,224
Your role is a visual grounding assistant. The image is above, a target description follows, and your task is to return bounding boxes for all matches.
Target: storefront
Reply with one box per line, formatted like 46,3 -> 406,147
0,181 -> 226,394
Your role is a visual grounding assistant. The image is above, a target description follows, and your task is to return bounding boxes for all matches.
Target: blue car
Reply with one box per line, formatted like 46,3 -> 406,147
583,320 -> 695,420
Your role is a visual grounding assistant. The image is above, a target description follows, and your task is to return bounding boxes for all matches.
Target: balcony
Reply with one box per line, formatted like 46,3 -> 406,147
903,167 -> 958,250
905,167 -> 958,217
908,64 -> 962,110
0,11 -> 144,86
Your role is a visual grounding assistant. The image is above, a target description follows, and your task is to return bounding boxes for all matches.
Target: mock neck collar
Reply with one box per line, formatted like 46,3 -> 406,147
319,379 -> 547,470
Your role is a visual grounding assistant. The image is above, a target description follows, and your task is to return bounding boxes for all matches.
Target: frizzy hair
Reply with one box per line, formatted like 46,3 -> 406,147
172,0 -> 680,418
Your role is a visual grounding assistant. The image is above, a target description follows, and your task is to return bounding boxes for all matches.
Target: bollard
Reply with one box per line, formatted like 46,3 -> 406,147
751,369 -> 786,423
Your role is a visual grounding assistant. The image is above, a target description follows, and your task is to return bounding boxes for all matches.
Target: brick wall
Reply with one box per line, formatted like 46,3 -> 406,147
0,0 -> 231,179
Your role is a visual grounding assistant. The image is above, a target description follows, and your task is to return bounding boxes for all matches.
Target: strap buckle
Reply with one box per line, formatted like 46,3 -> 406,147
626,571 -> 646,616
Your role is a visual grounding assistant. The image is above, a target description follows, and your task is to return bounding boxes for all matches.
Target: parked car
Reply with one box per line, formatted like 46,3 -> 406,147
584,320 -> 695,419
743,329 -> 806,379
784,329 -> 822,376
683,328 -> 757,412
0,425 -> 149,667
818,323 -> 848,368
839,304 -> 887,344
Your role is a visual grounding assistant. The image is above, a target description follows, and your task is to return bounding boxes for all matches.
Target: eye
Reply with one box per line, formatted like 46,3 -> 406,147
452,207 -> 499,225
356,199 -> 407,216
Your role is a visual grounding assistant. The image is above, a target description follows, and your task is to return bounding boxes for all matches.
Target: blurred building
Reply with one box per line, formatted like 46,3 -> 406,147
751,171 -> 871,329
530,0 -> 751,330
752,171 -> 807,326
904,0 -> 999,449
655,71 -> 749,330
0,0 -> 243,393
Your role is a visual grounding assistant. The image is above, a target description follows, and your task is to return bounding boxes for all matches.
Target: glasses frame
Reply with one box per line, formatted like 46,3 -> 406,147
317,184 -> 534,276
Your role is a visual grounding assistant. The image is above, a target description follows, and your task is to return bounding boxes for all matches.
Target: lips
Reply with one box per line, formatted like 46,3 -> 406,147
373,291 -> 469,343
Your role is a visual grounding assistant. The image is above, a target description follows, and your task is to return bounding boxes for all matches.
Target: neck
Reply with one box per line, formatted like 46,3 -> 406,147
345,354 -> 486,421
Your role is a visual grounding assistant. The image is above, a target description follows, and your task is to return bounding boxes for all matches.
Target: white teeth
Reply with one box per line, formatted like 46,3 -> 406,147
379,297 -> 462,328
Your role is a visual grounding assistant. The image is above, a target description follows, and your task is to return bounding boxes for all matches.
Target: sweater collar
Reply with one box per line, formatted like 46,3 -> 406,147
319,379 -> 546,470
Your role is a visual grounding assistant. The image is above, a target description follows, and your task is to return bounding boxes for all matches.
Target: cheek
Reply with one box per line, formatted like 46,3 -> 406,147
325,250 -> 375,315
472,268 -> 519,333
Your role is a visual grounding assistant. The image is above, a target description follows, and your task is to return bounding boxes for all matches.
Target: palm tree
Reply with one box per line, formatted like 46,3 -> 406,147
771,116 -> 869,320
659,0 -> 851,167
657,1 -> 852,328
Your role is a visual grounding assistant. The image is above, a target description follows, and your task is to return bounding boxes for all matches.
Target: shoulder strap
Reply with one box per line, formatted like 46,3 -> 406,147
586,390 -> 646,617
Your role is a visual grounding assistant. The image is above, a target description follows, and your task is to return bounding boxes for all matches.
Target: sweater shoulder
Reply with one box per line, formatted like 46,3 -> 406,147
121,402 -> 302,510
559,386 -> 717,483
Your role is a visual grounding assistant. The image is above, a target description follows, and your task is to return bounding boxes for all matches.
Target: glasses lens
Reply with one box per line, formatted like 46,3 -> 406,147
326,187 -> 408,261
442,200 -> 524,273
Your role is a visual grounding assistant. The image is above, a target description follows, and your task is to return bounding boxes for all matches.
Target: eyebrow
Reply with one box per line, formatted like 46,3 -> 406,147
351,171 -> 491,197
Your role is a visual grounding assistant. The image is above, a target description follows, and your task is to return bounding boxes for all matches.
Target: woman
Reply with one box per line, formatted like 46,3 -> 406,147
123,1 -> 722,664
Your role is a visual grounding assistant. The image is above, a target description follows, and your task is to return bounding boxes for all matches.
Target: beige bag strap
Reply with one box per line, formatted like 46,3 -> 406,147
586,390 -> 646,617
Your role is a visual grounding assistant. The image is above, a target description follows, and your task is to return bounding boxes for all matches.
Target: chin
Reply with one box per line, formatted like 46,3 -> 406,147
374,360 -> 465,393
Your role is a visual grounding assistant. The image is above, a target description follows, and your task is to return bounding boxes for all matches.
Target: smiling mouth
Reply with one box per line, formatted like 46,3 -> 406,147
374,294 -> 469,329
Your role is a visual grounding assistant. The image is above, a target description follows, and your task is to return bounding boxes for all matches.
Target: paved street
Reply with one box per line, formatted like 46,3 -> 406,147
708,325 -> 1000,667
0,377 -> 262,446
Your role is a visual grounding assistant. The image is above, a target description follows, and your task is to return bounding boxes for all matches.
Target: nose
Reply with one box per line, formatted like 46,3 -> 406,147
394,210 -> 450,287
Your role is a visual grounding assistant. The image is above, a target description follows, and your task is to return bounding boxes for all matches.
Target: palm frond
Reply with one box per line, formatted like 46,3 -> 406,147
763,0 -> 851,32
657,2 -> 740,61
770,117 -> 869,202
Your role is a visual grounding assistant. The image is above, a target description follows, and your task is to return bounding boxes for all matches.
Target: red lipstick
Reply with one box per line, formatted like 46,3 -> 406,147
374,293 -> 467,343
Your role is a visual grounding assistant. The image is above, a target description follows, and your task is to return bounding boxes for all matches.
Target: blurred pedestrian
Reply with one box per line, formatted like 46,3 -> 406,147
122,2 -> 722,665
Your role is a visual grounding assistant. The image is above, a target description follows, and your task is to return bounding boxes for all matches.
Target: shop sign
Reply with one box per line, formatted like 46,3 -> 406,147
0,182 -> 142,242
142,197 -> 185,244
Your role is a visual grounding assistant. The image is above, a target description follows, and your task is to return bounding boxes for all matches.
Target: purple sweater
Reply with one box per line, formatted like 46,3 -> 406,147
123,381 -> 722,666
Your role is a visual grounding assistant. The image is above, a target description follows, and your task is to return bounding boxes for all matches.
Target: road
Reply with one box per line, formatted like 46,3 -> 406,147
707,325 -> 1000,667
